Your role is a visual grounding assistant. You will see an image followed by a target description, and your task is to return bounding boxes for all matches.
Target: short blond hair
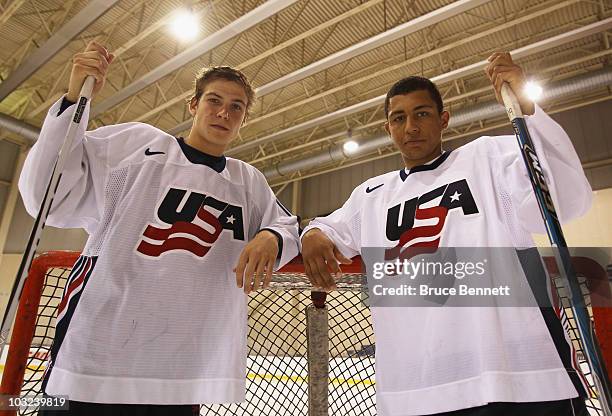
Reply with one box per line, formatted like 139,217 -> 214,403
190,66 -> 255,118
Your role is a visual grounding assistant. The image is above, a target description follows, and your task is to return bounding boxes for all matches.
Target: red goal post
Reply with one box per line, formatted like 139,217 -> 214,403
0,251 -> 369,416
1,251 -> 80,404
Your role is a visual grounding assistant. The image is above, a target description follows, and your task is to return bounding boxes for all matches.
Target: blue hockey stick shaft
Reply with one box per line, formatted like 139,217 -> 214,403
0,77 -> 96,351
501,83 -> 611,414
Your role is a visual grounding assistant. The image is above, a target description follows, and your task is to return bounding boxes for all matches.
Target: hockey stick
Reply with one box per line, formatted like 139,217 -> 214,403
501,83 -> 612,415
0,76 -> 95,351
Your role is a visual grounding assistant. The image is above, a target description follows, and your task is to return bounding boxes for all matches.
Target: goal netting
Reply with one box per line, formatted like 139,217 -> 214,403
1,251 -> 610,415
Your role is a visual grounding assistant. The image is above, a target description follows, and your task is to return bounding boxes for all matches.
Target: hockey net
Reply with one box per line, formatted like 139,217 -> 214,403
1,251 -> 610,415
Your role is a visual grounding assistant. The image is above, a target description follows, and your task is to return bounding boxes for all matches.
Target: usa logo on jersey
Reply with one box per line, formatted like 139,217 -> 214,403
137,187 -> 245,257
385,179 -> 479,260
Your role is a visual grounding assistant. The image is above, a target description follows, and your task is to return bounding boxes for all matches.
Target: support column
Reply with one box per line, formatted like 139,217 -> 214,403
0,148 -> 27,265
292,180 -> 301,218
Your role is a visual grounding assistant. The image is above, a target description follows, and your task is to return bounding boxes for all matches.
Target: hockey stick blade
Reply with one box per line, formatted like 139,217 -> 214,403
0,77 -> 96,351
501,83 -> 612,415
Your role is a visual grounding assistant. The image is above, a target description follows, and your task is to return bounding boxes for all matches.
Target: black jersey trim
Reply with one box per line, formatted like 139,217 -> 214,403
176,137 -> 226,172
399,151 -> 451,181
57,97 -> 76,116
275,199 -> 293,217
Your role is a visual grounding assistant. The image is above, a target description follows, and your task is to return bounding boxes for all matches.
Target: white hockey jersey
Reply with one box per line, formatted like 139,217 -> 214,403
303,106 -> 592,415
19,97 -> 300,404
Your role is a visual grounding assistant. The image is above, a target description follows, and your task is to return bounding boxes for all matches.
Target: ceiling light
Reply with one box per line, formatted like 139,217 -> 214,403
524,81 -> 543,102
169,9 -> 199,42
343,140 -> 359,154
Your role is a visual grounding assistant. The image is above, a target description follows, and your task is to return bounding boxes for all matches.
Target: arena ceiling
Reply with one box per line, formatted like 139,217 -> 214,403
0,0 -> 611,193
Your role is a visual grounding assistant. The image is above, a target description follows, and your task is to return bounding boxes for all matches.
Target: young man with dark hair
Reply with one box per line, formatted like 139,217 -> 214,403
383,75 -> 445,115
301,52 -> 592,415
20,41 -> 300,415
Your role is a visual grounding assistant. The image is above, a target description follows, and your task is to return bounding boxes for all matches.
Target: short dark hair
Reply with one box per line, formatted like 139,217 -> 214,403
384,76 -> 443,118
190,66 -> 255,117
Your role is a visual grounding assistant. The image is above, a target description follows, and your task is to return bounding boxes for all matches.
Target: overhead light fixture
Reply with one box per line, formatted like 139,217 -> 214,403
524,80 -> 543,102
169,9 -> 199,42
343,140 -> 359,154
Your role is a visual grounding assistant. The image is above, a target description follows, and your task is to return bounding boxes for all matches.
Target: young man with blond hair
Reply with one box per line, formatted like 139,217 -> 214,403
21,41 -> 299,416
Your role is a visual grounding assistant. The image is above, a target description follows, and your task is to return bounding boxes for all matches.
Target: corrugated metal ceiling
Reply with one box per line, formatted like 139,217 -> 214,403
0,0 -> 610,185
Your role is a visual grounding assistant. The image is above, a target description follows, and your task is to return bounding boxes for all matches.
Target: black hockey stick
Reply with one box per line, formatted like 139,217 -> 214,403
0,77 -> 95,350
501,83 -> 612,414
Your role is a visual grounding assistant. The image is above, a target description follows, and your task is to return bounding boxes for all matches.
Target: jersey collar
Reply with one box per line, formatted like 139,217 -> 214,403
176,137 -> 227,172
399,150 -> 451,181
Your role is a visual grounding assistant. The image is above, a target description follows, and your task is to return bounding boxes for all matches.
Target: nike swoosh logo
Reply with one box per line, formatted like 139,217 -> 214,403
365,184 -> 384,193
145,148 -> 165,156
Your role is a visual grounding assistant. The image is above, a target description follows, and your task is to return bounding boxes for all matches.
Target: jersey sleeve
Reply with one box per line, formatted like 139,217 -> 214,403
19,96 -> 149,236
251,172 -> 300,269
18,96 -> 109,233
489,104 -> 592,234
302,185 -> 362,259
